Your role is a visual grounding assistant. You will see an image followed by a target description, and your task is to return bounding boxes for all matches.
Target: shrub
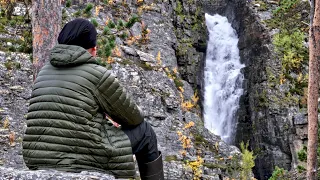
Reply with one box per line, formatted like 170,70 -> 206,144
97,49 -> 103,56
91,18 -> 98,27
8,46 -> 16,52
73,10 -> 81,17
240,142 -> 255,180
297,165 -> 306,173
273,0 -> 299,15
96,57 -> 106,66
9,20 -> 16,27
140,62 -> 153,70
84,3 -> 94,15
101,38 -> 107,45
104,44 -> 112,57
118,20 -> 124,27
174,78 -> 184,89
66,0 -> 72,7
265,0 -> 309,96
62,9 -> 68,20
269,166 -> 289,180
175,1 -> 183,15
273,30 -> 307,73
120,32 -> 128,39
297,147 -> 307,162
107,21 -> 116,29
109,40 -> 116,49
125,14 -> 140,28
103,26 -> 110,35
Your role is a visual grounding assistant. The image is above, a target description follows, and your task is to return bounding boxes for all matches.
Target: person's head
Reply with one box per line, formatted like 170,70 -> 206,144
58,18 -> 97,57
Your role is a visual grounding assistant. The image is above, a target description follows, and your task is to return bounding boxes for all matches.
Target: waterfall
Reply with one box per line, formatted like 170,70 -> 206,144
203,14 -> 245,144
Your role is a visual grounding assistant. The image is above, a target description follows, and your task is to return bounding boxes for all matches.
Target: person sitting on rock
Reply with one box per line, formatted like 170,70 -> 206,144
22,18 -> 164,180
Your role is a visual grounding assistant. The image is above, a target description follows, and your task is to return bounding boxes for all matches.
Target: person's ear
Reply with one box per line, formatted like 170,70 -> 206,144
87,47 -> 97,57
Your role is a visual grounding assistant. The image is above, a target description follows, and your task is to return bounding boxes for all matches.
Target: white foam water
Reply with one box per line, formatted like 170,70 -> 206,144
203,13 -> 245,144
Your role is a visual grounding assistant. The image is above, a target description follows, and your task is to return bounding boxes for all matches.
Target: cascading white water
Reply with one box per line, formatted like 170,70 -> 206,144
203,13 -> 245,144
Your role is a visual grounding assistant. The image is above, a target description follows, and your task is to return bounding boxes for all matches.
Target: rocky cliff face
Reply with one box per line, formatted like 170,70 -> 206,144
0,0 -> 243,179
172,0 -> 307,179
0,0 -> 308,179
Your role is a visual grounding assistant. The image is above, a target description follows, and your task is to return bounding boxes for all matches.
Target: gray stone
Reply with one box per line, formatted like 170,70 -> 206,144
0,1 -> 246,179
293,113 -> 307,125
120,45 -> 138,56
0,167 -> 117,180
136,50 -> 156,63
130,22 -> 142,37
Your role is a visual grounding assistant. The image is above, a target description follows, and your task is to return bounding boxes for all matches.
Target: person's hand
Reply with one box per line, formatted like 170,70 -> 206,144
105,113 -> 121,128
110,119 -> 120,128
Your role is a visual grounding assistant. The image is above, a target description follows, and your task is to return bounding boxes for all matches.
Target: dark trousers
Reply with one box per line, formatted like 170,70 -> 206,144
122,121 -> 159,164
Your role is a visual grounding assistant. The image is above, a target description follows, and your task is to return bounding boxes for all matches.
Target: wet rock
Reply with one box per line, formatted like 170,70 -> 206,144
13,3 -> 26,16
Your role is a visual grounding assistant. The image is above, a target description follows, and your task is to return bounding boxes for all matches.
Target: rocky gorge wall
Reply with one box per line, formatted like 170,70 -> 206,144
172,0 -> 307,179
0,0 -> 243,179
0,0 -> 308,179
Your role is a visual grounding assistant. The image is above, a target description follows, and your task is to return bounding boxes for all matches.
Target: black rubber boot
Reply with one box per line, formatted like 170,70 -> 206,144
138,152 -> 164,180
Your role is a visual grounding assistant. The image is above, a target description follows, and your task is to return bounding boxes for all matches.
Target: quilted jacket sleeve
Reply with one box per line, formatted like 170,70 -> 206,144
95,70 -> 144,127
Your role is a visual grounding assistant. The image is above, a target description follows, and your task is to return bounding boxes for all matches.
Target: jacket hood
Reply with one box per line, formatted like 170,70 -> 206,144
49,44 -> 98,67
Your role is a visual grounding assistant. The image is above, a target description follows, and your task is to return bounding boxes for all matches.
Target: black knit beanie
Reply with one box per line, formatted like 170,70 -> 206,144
58,18 -> 97,49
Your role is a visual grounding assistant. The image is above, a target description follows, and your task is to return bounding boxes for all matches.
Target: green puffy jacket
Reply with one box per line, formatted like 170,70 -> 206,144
22,44 -> 144,178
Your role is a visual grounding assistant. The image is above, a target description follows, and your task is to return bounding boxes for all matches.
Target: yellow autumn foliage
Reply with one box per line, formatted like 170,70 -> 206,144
191,92 -> 199,104
141,29 -> 151,43
186,156 -> 204,180
0,0 -> 15,5
178,134 -> 191,149
95,5 -> 103,16
179,92 -> 184,100
279,74 -> 286,85
107,57 -> 115,64
178,87 -> 184,93
181,101 -> 194,111
181,92 -> 198,111
177,121 -> 204,179
113,46 -> 122,57
107,0 -> 113,5
297,72 -> 303,83
105,17 -> 110,25
156,51 -> 161,65
3,116 -> 9,129
137,3 -> 155,15
184,121 -> 195,129
173,67 -> 178,74
180,150 -> 187,156
126,35 -> 141,45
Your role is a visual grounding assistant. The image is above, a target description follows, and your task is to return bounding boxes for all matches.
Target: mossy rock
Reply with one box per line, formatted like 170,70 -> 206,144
4,61 -> 21,70
203,163 -> 227,169
139,62 -> 153,71
252,1 -> 268,11
164,155 -> 178,162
